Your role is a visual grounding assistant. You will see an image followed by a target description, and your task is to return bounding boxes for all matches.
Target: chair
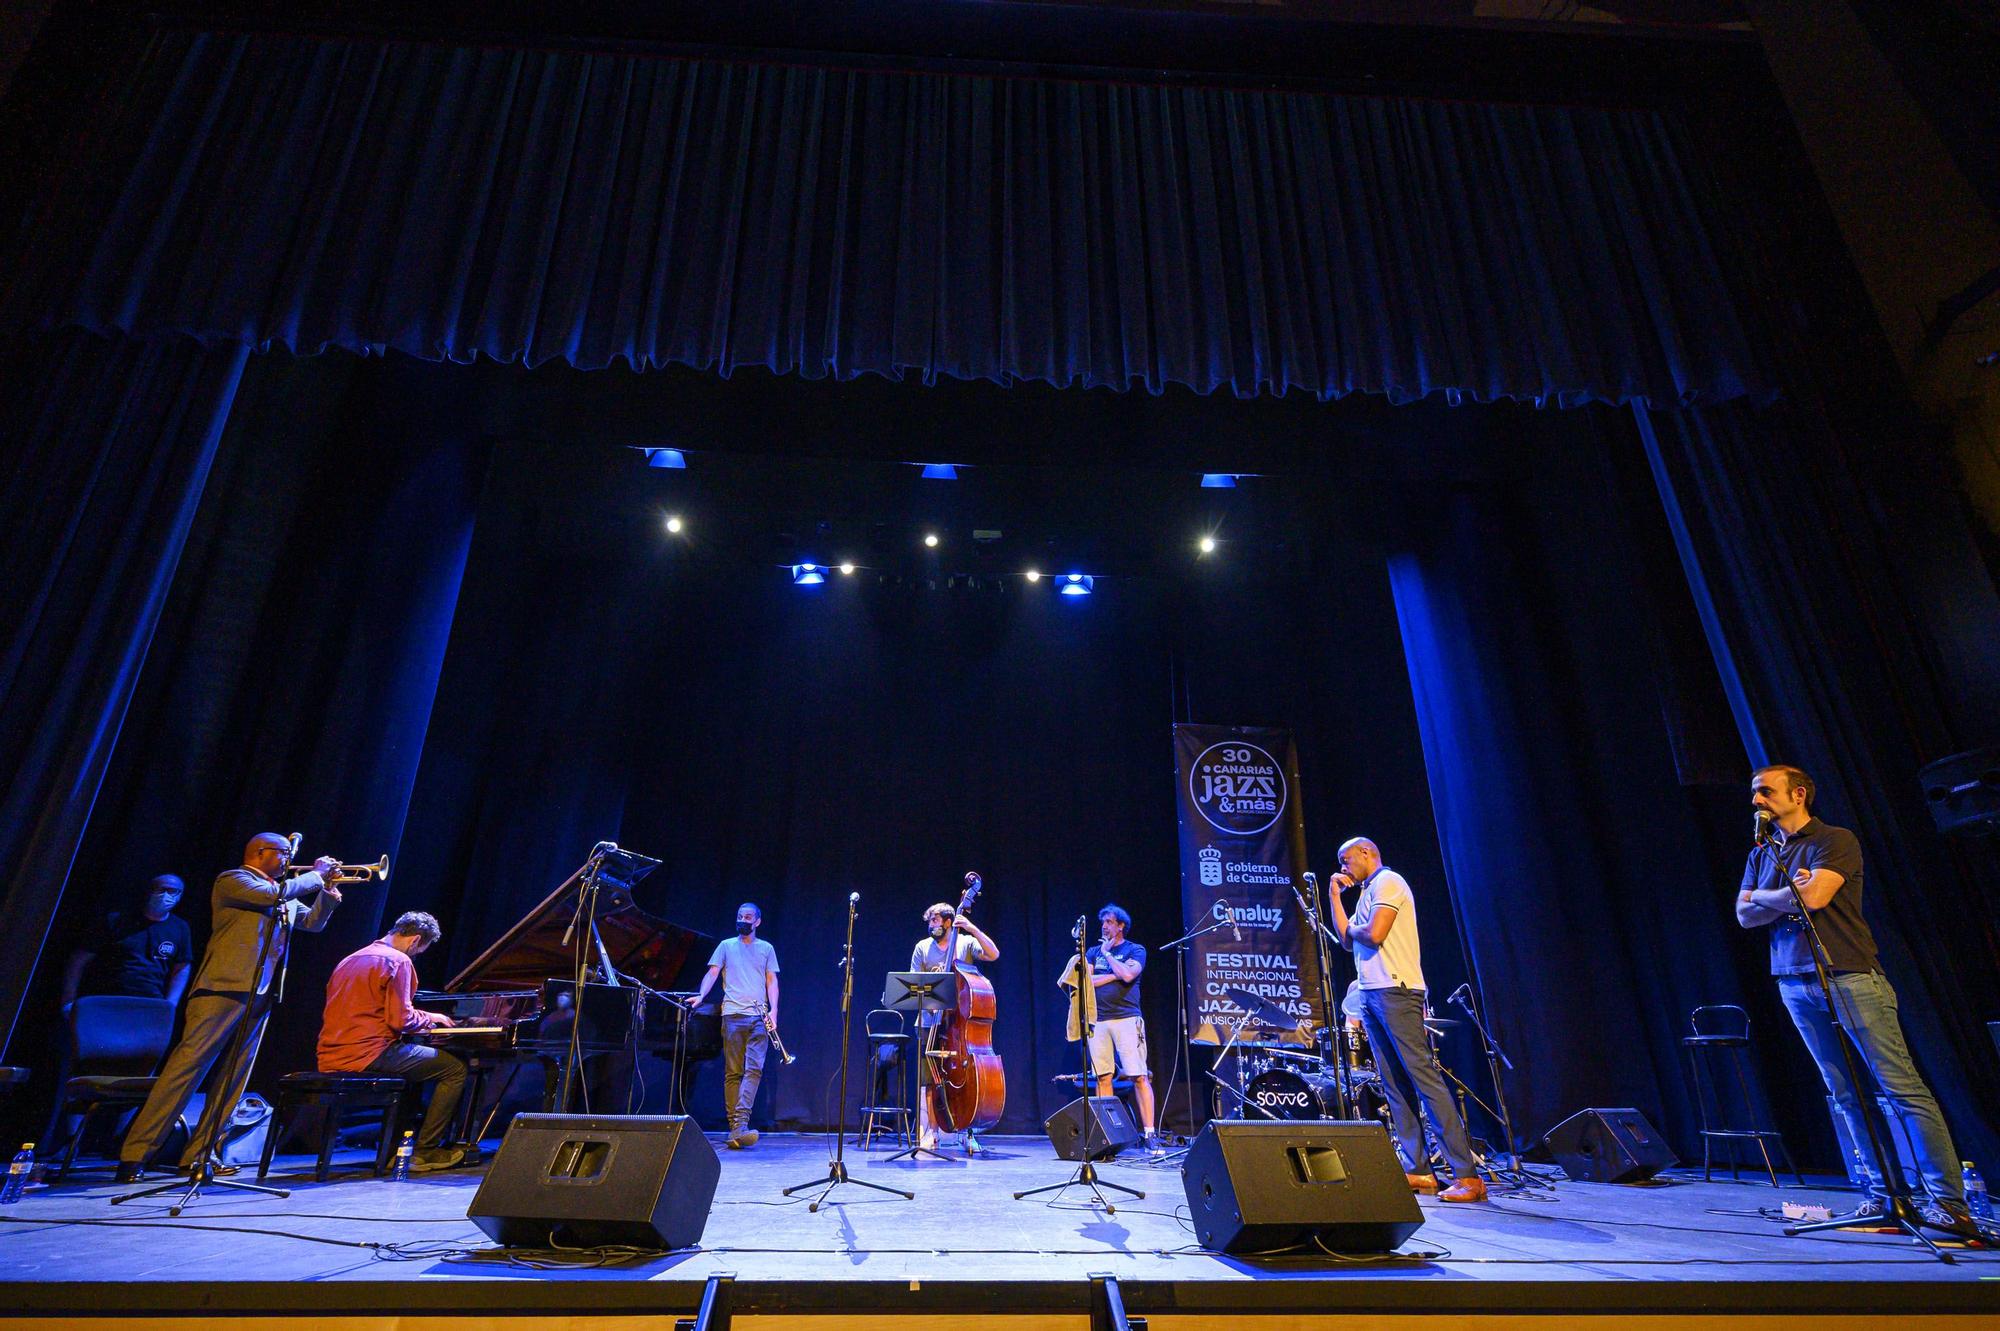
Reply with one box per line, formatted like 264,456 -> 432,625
45,996 -> 177,1179
1684,1004 -> 1802,1186
257,1072 -> 408,1182
856,1008 -> 913,1149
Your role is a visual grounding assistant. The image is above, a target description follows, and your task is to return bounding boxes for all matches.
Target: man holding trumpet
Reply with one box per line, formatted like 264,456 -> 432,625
116,833 -> 348,1182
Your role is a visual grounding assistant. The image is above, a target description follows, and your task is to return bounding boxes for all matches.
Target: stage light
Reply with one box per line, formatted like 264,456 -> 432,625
1198,535 -> 1216,554
920,463 -> 960,480
665,515 -> 685,534
648,448 -> 688,470
1024,570 -> 1042,583
1200,473 -> 1237,489
924,533 -> 940,548
791,563 -> 826,586
1058,574 -> 1094,597
839,562 -> 855,576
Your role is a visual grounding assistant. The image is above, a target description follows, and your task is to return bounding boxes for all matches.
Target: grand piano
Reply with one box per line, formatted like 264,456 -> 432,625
414,846 -> 721,1129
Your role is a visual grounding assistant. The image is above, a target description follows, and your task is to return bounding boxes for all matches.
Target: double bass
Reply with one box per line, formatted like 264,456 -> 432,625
929,871 -> 1005,1133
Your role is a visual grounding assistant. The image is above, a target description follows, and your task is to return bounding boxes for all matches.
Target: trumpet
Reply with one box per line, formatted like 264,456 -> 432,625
324,855 -> 390,883
766,1017 -> 798,1066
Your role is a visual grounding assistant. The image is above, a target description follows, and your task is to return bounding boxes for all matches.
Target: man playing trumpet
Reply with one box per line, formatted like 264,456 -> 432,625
117,833 -> 344,1182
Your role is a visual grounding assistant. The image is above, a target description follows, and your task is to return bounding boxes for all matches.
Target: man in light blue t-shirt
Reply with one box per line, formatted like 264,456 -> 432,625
1332,836 -> 1484,1203
685,901 -> 780,1148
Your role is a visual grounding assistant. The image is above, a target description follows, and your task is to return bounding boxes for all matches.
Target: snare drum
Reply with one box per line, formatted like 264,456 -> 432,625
1244,1067 -> 1343,1120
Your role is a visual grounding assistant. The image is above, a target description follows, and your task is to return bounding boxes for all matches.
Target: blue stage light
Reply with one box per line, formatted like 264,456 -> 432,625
791,563 -> 826,586
920,462 -> 960,480
1058,574 -> 1094,596
1200,473 -> 1236,488
648,448 -> 688,469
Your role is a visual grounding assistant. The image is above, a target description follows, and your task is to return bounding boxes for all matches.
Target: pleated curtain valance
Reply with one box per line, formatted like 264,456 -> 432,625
4,29 -> 1772,406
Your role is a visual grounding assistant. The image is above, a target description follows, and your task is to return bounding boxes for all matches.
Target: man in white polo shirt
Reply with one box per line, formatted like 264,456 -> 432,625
1331,836 -> 1485,1203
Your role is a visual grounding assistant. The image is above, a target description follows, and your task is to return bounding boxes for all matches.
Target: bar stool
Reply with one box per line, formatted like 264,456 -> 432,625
258,1072 -> 409,1182
1684,1005 -> 1802,1186
857,1008 -> 913,1149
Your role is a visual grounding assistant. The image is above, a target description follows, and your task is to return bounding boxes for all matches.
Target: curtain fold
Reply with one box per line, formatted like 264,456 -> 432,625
3,29 -> 1772,408
0,330 -> 251,1055
1636,401 -> 2000,1166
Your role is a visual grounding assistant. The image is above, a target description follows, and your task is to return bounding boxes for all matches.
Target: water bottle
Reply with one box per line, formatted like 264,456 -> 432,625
1,1144 -> 33,1204
389,1131 -> 415,1182
1964,1161 -> 1992,1221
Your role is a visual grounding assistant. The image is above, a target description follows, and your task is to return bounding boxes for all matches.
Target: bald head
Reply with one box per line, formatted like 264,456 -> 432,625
1337,838 -> 1381,878
244,833 -> 294,879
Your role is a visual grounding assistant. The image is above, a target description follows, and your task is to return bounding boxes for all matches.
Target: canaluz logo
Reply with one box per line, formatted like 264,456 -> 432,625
1190,742 -> 1287,836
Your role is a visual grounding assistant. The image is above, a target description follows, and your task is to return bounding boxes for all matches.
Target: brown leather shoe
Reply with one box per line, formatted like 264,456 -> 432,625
1406,1172 -> 1439,1193
1439,1175 -> 1488,1204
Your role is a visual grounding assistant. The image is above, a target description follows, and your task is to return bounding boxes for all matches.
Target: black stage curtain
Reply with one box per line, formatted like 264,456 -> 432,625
7,30 -> 1770,406
0,331 -> 250,1054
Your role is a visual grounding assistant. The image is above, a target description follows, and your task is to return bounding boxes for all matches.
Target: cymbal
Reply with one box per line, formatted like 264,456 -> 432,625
1224,987 -> 1300,1032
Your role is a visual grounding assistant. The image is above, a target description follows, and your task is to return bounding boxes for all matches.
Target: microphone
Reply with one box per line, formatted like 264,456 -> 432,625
286,832 -> 302,858
1753,810 -> 1773,847
1448,982 -> 1472,1007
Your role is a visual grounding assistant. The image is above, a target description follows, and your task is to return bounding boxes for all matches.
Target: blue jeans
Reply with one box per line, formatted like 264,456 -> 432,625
1359,986 -> 1480,1179
1778,970 -> 1961,1205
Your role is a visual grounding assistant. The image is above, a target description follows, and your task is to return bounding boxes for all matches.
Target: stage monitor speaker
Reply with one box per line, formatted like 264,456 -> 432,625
1180,1120 -> 1423,1254
1045,1096 -> 1142,1161
1539,1107 -> 1675,1184
1920,747 -> 2000,837
467,1113 -> 719,1250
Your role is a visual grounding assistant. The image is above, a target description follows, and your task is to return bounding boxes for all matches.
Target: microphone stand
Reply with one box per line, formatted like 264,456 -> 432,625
1159,915 -> 1238,1133
1294,876 -> 1349,1118
1446,986 -> 1535,1188
1760,829 -> 1953,1262
785,895 -> 913,1212
1015,919 -> 1145,1212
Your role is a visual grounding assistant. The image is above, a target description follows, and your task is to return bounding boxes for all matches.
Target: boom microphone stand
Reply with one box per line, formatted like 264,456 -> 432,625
785,894 -> 913,1212
1757,817 -> 1952,1263
1443,984 -> 1535,1188
1294,872 -> 1349,1117
1015,917 -> 1144,1212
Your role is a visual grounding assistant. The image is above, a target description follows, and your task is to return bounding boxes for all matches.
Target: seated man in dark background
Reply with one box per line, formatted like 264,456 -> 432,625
59,874 -> 192,1010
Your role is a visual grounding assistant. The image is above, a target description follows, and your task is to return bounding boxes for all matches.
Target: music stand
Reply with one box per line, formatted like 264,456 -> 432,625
880,971 -> 959,1163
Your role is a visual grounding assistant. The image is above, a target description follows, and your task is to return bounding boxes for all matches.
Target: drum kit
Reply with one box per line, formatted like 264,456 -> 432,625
1218,985 -> 1459,1146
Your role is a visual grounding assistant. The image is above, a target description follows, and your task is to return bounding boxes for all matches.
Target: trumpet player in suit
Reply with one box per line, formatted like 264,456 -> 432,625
116,833 -> 343,1182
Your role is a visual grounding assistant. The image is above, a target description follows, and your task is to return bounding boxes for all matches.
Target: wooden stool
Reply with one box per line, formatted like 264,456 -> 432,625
258,1072 -> 409,1182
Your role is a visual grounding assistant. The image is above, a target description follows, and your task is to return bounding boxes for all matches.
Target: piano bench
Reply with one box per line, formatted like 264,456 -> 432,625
259,1073 -> 411,1183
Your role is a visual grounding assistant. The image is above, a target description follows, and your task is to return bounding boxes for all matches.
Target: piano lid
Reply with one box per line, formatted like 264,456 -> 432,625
442,847 -> 715,994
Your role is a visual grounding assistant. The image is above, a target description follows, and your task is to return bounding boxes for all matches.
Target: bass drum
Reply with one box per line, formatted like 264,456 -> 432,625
1244,1067 -> 1343,1120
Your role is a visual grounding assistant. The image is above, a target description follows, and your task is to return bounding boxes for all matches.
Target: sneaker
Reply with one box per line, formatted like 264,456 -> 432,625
1143,1132 -> 1165,1158
919,1131 -> 939,1153
1921,1200 -> 1979,1240
735,1127 -> 759,1148
411,1146 -> 466,1173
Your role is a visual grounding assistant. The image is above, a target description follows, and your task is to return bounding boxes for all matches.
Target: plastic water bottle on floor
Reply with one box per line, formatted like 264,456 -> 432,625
390,1131 -> 415,1182
1,1144 -> 33,1204
1964,1161 -> 1992,1221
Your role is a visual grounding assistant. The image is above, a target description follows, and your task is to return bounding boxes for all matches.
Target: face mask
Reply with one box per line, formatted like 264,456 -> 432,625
736,919 -> 755,935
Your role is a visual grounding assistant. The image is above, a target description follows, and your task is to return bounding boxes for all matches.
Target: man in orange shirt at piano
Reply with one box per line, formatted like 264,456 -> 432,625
318,911 -> 468,1173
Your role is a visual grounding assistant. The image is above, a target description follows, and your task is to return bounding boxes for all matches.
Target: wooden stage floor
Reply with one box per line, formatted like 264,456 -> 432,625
1,1133 -> 1995,1325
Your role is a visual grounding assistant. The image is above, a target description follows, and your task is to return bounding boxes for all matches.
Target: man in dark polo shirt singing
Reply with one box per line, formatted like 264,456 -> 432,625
1736,764 -> 1973,1236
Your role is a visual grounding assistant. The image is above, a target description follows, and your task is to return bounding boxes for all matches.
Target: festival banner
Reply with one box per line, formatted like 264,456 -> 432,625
1173,724 -> 1323,1049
